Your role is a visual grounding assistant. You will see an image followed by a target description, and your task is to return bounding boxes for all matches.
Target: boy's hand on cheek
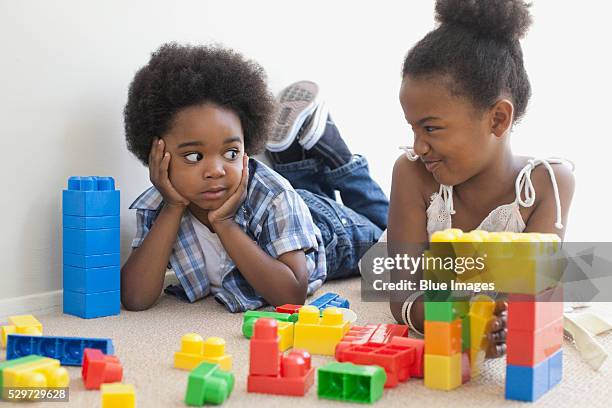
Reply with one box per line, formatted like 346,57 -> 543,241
485,300 -> 507,358
149,138 -> 189,208
209,154 -> 249,226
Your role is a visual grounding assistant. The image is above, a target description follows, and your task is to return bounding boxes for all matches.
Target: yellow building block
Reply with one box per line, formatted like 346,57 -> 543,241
468,295 -> 495,378
174,334 -> 232,371
1,315 -> 43,348
293,306 -> 350,356
101,383 -> 135,408
424,353 -> 462,390
2,357 -> 69,391
277,321 -> 294,352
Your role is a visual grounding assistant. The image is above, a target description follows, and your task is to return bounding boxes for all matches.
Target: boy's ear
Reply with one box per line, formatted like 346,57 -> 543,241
489,99 -> 514,137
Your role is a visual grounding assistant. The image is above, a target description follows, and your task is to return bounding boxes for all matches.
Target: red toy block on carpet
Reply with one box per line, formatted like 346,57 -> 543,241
81,348 -> 123,389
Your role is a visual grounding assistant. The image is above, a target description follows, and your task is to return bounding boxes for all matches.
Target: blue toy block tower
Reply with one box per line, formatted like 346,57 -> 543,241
62,176 -> 120,318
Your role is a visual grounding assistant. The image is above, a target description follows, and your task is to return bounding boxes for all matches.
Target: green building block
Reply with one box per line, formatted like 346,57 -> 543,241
318,362 -> 386,404
0,355 -> 44,391
462,315 -> 471,351
241,311 -> 294,338
185,362 -> 234,406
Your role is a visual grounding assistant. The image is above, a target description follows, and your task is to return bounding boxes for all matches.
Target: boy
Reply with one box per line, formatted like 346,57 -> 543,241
121,43 -> 388,312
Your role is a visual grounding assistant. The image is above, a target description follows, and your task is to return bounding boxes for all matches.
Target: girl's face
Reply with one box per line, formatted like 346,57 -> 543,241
399,74 -> 500,186
162,103 -> 245,211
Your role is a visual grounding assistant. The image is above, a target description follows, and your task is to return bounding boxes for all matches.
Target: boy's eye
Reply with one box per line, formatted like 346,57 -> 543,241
223,149 -> 239,160
185,153 -> 203,162
424,126 -> 438,133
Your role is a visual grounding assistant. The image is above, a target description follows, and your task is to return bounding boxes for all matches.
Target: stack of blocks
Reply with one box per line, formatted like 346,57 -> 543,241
63,176 -> 120,318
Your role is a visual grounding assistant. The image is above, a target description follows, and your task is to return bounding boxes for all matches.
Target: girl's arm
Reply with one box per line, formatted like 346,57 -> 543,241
388,154 -> 430,328
120,204 -> 185,311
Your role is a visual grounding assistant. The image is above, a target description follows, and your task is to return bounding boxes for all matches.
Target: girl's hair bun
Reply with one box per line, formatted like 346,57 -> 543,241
435,0 -> 533,41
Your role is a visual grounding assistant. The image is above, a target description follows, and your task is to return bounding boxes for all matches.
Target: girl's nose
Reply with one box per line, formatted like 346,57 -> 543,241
202,159 -> 225,178
413,133 -> 431,157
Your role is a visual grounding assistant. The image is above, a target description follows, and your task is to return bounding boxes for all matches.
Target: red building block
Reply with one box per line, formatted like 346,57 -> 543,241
247,318 -> 314,396
507,286 -> 564,331
335,324 -> 408,357
276,304 -> 303,314
507,317 -> 564,366
394,337 -> 424,378
81,348 -> 122,389
335,337 -> 416,388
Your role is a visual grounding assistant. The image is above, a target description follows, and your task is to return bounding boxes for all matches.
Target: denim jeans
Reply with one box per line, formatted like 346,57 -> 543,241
272,155 -> 389,280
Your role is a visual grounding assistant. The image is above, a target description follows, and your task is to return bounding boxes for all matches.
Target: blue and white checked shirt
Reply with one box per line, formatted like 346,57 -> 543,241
129,159 -> 326,312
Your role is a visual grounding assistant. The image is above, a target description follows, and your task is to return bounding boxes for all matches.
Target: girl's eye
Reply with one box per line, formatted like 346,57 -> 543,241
424,126 -> 437,133
223,149 -> 239,160
185,153 -> 202,162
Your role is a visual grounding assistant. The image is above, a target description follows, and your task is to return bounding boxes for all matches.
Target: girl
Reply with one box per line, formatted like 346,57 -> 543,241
387,0 -> 575,357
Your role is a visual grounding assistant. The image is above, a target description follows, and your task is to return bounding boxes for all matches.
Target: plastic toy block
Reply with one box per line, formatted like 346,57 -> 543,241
424,300 -> 469,322
507,317 -> 563,366
507,286 -> 564,331
461,351 -> 471,384
308,292 -> 349,310
336,337 -> 416,388
424,353 -> 462,390
505,359 -> 549,402
63,265 -> 120,293
1,315 -> 43,348
101,383 -> 135,408
63,289 -> 120,319
63,227 -> 120,255
335,324 -> 408,357
6,334 -> 114,366
82,348 -> 123,389
468,295 -> 495,377
277,321 -> 294,351
174,334 -> 232,371
185,362 -> 234,406
424,319 -> 462,356
317,362 -> 386,403
63,176 -> 120,217
461,315 -> 471,351
276,304 -> 303,314
241,310 -> 294,338
548,349 -> 563,389
63,214 -> 120,229
2,356 -> 69,389
64,252 -> 121,268
397,337 -> 425,378
293,306 -> 350,356
0,355 -> 43,390
247,319 -> 315,396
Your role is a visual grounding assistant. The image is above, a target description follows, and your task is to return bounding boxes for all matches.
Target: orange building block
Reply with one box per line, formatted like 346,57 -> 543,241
424,319 -> 462,356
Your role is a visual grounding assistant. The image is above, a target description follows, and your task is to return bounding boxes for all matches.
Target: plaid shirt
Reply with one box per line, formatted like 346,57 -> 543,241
129,159 -> 326,312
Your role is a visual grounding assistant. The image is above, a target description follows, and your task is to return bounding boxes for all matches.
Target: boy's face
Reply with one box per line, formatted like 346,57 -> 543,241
162,103 -> 245,211
399,74 -> 498,186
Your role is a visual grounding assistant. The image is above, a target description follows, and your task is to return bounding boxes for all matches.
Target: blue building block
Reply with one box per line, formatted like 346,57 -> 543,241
505,359 -> 549,402
6,334 -> 114,366
548,350 -> 563,389
63,214 -> 120,229
63,290 -> 120,319
308,292 -> 349,311
63,228 -> 120,256
62,176 -> 120,217
63,252 -> 120,269
63,265 -> 120,293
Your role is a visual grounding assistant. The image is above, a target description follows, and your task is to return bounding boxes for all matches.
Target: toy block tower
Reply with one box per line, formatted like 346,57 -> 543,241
62,176 -> 120,318
293,306 -> 350,356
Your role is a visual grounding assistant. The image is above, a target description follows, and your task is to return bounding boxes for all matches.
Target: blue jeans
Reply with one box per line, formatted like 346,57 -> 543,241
272,155 -> 388,280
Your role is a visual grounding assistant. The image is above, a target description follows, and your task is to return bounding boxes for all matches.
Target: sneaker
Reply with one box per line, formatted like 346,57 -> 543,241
267,81 -> 321,152
305,114 -> 353,169
298,99 -> 329,150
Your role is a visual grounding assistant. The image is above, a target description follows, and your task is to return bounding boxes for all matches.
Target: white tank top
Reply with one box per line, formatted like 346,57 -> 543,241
379,148 -> 573,242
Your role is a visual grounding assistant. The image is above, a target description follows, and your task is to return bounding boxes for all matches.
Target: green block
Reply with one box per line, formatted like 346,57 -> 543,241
0,355 -> 44,391
317,362 -> 386,404
185,362 -> 234,406
424,297 -> 470,322
462,315 -> 471,351
241,311 -> 293,338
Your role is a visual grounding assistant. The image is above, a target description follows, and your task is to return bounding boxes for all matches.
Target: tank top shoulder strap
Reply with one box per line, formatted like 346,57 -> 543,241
514,158 -> 574,230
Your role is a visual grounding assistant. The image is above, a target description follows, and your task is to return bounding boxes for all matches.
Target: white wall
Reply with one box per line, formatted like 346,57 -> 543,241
1,0 -> 610,309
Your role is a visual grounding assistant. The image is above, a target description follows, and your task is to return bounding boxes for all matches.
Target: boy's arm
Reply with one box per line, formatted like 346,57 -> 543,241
120,204 -> 185,311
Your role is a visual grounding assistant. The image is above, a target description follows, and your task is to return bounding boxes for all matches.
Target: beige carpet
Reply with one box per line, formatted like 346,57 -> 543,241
2,276 -> 612,407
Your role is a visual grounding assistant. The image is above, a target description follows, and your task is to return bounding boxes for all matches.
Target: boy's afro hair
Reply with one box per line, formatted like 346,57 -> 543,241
403,0 -> 533,122
124,43 -> 275,166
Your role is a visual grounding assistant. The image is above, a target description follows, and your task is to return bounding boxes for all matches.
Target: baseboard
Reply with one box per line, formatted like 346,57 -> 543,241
0,290 -> 62,320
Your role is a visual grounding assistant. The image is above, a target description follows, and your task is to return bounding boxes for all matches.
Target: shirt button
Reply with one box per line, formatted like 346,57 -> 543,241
341,218 -> 347,225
